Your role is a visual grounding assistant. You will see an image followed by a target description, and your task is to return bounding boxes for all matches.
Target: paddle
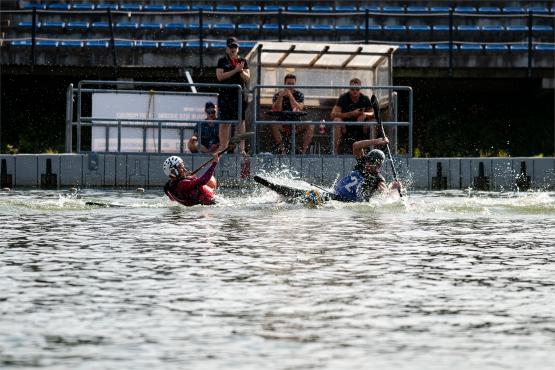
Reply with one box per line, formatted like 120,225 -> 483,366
370,95 -> 403,198
190,132 -> 254,176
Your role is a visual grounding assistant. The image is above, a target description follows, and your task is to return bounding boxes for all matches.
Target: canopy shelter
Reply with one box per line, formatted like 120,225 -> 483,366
245,42 -> 397,104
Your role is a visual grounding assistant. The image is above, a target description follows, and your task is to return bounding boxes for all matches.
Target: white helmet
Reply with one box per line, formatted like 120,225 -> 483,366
163,156 -> 184,177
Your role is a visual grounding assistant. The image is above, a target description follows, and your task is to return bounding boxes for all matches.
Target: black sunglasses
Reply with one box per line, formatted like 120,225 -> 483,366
207,109 -> 216,114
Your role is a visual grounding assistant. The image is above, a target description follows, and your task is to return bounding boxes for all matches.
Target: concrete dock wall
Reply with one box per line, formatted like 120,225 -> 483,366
0,154 -> 553,191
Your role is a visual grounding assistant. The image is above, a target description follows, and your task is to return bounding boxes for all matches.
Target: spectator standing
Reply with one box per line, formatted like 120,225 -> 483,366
215,37 -> 250,155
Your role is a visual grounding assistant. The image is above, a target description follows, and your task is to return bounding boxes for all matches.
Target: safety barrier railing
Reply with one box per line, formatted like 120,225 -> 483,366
67,80 -> 242,153
252,84 -> 413,156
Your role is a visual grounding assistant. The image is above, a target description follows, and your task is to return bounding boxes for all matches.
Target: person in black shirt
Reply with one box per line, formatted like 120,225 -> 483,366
216,37 -> 250,155
187,101 -> 219,153
330,78 -> 375,154
270,74 -> 314,154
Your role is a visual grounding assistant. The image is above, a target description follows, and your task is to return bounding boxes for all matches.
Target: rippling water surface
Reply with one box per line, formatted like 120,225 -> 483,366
1,187 -> 554,370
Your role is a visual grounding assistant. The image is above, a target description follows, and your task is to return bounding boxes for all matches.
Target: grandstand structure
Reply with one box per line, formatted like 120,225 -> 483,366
1,1 -> 554,74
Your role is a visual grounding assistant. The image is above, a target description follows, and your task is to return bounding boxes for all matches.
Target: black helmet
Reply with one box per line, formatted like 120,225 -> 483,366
364,149 -> 385,165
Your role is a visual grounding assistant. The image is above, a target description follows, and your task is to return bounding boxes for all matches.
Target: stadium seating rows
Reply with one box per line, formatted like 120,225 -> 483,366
15,21 -> 555,33
21,3 -> 555,14
7,39 -> 555,53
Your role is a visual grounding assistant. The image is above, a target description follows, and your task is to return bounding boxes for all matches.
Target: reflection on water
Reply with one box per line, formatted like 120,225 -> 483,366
1,188 -> 554,370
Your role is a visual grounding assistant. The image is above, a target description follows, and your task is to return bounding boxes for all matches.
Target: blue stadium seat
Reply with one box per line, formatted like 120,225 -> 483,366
213,23 -> 235,31
73,4 -> 94,11
239,5 -> 261,12
47,3 -> 71,10
454,7 -> 477,13
410,44 -> 433,51
140,23 -> 163,30
186,41 -> 209,48
114,40 -> 134,47
160,41 -> 183,48
135,41 -> 158,48
365,25 -> 382,31
143,5 -> 166,12
409,25 -> 431,32
60,40 -> 83,47
215,5 -> 237,12
167,5 -> 189,11
481,25 -> 504,32
210,41 -> 227,49
287,24 -> 309,31
432,25 -> 450,32
506,25 -> 528,32
336,25 -> 358,32
36,40 -> 59,47
435,43 -> 457,51
11,40 -> 33,46
191,5 -> 213,12
91,22 -> 110,29
310,24 -> 333,31
312,6 -> 333,13
503,7 -> 525,14
478,7 -> 501,14
189,23 -> 210,30
18,21 -> 41,28
66,22 -> 89,30
238,23 -> 260,30
396,44 -> 408,51
460,44 -> 482,51
262,24 -> 281,30
509,44 -> 528,51
23,4 -> 46,10
532,25 -> 554,32
242,41 -> 256,48
116,22 -> 138,30
264,5 -> 285,12
406,6 -> 429,13
430,7 -> 451,13
336,6 -> 358,12
96,4 -> 118,11
119,4 -> 141,11
527,7 -> 549,14
287,6 -> 310,12
360,6 -> 381,13
383,6 -> 405,13
42,21 -> 65,29
485,44 -> 508,51
457,25 -> 480,32
165,23 -> 187,30
535,44 -> 555,52
86,40 -> 108,47
384,25 -> 406,31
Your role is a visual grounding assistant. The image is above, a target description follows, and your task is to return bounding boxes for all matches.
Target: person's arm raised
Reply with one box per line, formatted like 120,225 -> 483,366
352,137 -> 389,158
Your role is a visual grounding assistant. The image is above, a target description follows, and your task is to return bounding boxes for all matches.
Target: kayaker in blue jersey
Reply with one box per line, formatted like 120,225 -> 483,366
334,137 -> 402,201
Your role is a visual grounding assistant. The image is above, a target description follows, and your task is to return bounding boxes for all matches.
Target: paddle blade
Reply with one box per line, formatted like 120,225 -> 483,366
370,95 -> 380,116
230,131 -> 254,144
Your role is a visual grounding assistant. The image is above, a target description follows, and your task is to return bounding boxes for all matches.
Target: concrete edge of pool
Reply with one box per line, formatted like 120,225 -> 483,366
0,154 -> 553,191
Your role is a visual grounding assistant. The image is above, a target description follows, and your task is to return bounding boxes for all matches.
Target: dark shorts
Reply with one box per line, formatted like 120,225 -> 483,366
219,97 -> 248,121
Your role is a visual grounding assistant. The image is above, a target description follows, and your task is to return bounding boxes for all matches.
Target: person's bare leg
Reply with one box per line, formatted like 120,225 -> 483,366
301,125 -> 314,154
218,123 -> 231,152
237,120 -> 246,154
187,137 -> 199,153
270,124 -> 284,153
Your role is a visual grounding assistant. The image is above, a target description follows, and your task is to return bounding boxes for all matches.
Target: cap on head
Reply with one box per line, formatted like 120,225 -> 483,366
205,101 -> 215,111
163,156 -> 184,177
364,149 -> 385,166
226,37 -> 239,48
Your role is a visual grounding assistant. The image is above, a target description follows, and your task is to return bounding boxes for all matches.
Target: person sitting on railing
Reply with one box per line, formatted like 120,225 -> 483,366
270,74 -> 314,154
187,101 -> 220,154
163,155 -> 219,206
331,78 -> 374,154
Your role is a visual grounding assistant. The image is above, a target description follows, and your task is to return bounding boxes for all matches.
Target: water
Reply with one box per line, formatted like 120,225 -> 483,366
1,186 -> 554,370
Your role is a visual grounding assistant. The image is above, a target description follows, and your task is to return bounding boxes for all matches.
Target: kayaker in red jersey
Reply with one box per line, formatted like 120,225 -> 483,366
163,154 -> 219,206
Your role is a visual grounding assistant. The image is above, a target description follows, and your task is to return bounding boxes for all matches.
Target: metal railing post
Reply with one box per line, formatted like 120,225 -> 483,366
107,9 -> 118,76
65,84 -> 74,153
